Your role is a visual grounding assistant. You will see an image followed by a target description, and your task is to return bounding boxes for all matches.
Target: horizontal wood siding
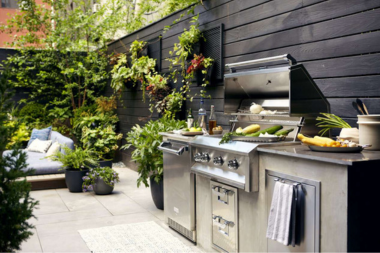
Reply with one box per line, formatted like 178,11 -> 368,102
106,0 -> 380,167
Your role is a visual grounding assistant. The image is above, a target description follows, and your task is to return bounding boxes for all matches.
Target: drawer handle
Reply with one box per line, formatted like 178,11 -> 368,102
212,215 -> 234,229
212,186 -> 229,197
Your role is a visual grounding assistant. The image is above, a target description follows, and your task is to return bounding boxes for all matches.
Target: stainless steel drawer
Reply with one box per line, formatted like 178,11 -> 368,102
211,181 -> 238,253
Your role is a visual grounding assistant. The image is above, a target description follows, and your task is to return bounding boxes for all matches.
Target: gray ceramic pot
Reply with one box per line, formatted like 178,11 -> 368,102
93,177 -> 114,195
65,169 -> 89,193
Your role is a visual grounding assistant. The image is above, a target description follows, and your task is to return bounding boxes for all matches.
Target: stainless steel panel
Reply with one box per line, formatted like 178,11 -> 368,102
211,181 -> 238,253
224,67 -> 290,114
162,140 -> 196,241
266,171 -> 320,252
190,139 -> 259,192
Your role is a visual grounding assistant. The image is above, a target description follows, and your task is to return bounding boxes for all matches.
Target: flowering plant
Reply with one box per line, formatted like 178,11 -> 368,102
82,167 -> 120,192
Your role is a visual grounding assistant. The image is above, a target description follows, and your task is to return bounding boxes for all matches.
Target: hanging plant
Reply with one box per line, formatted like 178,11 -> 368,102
167,14 -> 203,80
110,40 -> 161,102
185,53 -> 213,99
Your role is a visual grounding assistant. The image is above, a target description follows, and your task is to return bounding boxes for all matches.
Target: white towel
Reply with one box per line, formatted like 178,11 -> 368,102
266,181 -> 294,245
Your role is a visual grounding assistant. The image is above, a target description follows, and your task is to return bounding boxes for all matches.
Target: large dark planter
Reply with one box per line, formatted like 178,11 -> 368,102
65,169 -> 89,192
94,177 -> 114,195
150,177 -> 164,210
99,160 -> 113,168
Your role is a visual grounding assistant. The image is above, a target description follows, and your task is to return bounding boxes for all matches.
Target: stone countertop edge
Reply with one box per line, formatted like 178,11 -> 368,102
257,145 -> 380,166
159,132 -> 195,141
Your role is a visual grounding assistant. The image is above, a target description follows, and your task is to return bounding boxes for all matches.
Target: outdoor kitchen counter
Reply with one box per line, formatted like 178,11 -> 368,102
257,144 -> 380,165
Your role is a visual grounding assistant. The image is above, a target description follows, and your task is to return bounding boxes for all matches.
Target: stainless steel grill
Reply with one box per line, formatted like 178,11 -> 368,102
189,54 -> 329,252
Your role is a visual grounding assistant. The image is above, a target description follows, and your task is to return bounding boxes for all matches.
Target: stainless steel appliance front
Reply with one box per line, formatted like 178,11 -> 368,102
211,181 -> 238,253
159,140 -> 196,242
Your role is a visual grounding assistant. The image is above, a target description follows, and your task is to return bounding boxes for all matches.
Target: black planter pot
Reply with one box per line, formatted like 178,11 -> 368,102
150,177 -> 164,210
99,160 -> 113,168
94,177 -> 114,195
65,169 -> 89,193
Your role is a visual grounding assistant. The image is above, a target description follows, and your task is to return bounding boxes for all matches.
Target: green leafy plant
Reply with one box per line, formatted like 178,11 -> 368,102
18,103 -> 46,124
81,125 -> 123,161
168,15 -> 202,78
123,118 -> 187,187
48,146 -> 98,171
111,40 -> 164,102
316,113 -> 351,136
185,53 -> 213,99
82,166 -> 120,192
5,121 -> 30,149
0,62 -> 38,252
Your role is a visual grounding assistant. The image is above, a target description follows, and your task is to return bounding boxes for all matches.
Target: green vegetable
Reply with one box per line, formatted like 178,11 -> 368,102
247,125 -> 283,137
316,113 -> 351,136
219,132 -> 234,145
274,128 -> 294,136
219,132 -> 244,145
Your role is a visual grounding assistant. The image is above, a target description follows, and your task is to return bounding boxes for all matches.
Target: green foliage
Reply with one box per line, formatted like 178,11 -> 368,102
123,118 -> 187,187
48,146 -> 98,171
0,62 -> 38,252
316,113 -> 351,136
5,122 -> 30,149
81,125 -> 123,160
18,103 -> 46,123
82,166 -> 120,191
168,15 -> 202,78
111,40 -> 162,102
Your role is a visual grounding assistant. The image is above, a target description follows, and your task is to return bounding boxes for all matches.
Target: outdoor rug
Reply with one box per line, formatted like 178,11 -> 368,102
78,221 -> 195,252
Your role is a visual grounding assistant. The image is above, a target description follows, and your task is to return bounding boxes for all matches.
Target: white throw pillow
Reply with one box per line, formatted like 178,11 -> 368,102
46,142 -> 61,157
27,139 -> 52,153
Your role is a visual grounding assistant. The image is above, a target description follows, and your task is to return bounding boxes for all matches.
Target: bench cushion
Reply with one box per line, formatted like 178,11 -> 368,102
2,150 -> 64,175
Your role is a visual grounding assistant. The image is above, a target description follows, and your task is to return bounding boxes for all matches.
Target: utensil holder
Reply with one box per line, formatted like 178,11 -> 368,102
357,115 -> 380,150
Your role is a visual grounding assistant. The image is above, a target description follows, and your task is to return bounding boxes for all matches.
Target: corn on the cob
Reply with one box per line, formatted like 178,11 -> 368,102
242,124 -> 260,134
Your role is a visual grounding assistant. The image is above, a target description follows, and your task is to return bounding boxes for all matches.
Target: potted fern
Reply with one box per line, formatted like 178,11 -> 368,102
48,146 -> 98,192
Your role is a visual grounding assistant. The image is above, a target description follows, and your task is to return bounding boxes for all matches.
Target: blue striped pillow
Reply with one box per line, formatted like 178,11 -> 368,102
27,126 -> 52,147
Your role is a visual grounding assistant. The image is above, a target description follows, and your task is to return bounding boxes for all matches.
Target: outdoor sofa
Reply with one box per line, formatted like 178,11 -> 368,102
2,131 -> 74,175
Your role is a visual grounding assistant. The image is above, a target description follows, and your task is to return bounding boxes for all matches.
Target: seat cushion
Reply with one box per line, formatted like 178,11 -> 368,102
2,149 -> 64,175
50,131 -> 74,153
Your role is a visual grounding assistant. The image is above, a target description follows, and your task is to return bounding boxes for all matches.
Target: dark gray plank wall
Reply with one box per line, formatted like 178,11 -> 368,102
106,0 -> 380,167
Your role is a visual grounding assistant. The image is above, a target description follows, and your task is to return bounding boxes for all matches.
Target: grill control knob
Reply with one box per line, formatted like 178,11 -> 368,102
213,156 -> 224,166
228,159 -> 239,170
201,153 -> 210,163
194,152 -> 202,162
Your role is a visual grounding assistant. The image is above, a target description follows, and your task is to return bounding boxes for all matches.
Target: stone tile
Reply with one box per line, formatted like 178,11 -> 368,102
39,233 -> 90,252
19,229 -> 42,253
94,191 -> 146,216
56,188 -> 107,212
31,207 -> 112,226
30,189 -> 69,215
37,211 -> 158,237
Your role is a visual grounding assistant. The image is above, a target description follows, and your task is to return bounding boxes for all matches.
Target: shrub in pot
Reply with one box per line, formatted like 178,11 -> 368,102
82,166 -> 120,195
123,118 -> 187,210
81,125 -> 123,167
48,146 -> 98,192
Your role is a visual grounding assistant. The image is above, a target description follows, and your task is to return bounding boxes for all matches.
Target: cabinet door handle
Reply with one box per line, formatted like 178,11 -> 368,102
212,186 -> 228,197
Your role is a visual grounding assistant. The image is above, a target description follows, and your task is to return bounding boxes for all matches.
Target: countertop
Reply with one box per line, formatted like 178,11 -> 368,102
257,144 -> 380,166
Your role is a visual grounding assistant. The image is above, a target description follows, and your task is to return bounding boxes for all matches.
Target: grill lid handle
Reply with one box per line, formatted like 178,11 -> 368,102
225,54 -> 296,72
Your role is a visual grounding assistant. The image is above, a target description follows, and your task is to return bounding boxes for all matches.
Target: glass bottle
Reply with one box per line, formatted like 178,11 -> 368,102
187,108 -> 194,129
198,98 -> 207,130
209,105 -> 217,135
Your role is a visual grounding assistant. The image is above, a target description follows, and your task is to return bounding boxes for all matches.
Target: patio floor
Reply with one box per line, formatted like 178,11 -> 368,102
20,165 -> 198,252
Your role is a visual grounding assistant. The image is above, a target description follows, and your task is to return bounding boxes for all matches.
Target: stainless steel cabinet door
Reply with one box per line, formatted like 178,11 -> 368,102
163,140 -> 195,233
266,171 -> 320,252
211,181 -> 238,253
